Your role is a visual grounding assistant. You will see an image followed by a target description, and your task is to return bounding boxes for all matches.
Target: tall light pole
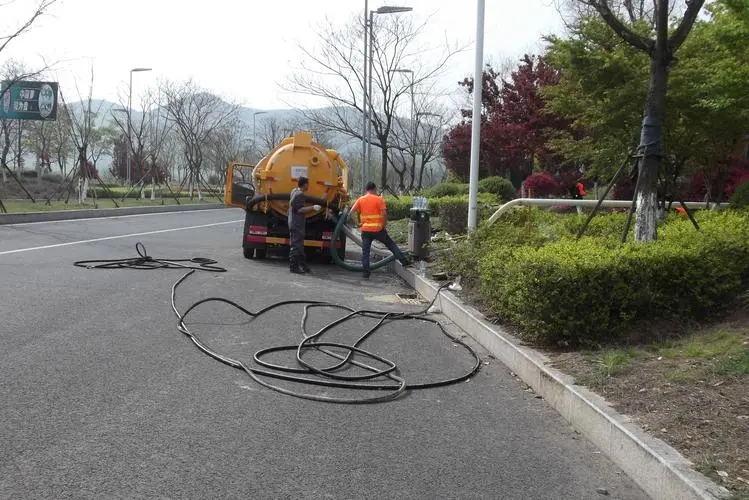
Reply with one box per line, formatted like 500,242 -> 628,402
362,0 -> 369,193
127,67 -> 152,187
367,5 -> 413,190
467,0 -> 485,233
252,111 -> 267,160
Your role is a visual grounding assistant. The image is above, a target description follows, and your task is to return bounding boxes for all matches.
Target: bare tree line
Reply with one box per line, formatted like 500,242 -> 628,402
1,0 -> 454,203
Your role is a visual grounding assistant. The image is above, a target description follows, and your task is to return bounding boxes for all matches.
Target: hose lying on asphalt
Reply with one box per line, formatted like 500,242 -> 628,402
74,243 -> 482,404
73,241 -> 227,272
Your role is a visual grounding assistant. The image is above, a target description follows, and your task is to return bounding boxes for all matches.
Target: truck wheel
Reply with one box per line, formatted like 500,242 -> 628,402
243,247 -> 254,259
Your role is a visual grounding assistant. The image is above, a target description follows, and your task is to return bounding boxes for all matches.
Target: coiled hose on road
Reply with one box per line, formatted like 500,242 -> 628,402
74,243 -> 482,404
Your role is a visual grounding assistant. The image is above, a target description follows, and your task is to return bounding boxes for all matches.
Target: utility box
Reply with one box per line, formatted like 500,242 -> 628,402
407,208 -> 431,259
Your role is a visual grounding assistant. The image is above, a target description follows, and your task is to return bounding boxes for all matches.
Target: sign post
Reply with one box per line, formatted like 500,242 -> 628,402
0,80 -> 59,211
0,80 -> 59,121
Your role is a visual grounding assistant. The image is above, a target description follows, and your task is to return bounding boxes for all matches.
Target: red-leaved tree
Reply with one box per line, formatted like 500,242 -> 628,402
442,55 -> 572,185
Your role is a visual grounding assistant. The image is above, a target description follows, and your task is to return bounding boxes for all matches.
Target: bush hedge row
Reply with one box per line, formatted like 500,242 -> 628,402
437,208 -> 749,347
384,193 -> 498,233
419,176 -> 517,201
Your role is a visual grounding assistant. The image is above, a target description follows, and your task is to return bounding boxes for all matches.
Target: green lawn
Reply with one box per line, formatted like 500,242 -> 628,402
1,197 -> 223,213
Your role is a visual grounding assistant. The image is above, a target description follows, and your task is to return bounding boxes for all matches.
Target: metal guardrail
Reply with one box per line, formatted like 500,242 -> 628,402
486,198 -> 720,226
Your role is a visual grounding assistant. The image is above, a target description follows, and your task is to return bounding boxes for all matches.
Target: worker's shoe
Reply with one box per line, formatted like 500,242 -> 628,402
399,257 -> 412,267
301,264 -> 312,274
362,270 -> 371,279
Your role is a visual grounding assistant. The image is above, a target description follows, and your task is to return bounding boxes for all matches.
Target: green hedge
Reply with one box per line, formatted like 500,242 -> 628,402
478,176 -> 517,201
438,209 -> 749,347
422,183 -> 469,198
384,196 -> 413,220
384,193 -> 498,233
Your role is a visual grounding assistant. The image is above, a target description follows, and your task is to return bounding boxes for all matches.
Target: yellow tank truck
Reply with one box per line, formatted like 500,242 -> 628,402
225,131 -> 350,262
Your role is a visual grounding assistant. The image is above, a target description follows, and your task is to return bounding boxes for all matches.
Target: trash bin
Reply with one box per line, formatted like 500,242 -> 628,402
408,197 -> 431,260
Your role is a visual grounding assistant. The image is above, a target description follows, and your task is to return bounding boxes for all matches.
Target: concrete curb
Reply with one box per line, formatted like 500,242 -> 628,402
392,264 -> 730,500
0,203 -> 225,225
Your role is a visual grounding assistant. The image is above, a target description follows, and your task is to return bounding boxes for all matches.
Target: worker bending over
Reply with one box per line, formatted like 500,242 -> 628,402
349,181 -> 410,279
289,176 -> 321,274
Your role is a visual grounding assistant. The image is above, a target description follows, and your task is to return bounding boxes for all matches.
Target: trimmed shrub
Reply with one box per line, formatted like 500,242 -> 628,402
423,182 -> 469,198
476,210 -> 749,346
383,196 -> 413,220
729,179 -> 749,209
478,176 -> 517,201
523,173 -> 561,198
430,193 -> 496,234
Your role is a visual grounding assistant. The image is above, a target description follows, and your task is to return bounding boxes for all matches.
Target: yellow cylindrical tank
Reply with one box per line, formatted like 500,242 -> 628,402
252,131 -> 349,217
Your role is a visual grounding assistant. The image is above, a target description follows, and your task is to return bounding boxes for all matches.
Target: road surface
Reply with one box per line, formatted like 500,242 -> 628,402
0,209 -> 647,499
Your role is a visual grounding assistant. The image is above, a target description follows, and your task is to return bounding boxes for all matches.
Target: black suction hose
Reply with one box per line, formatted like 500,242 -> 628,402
328,206 -> 397,272
73,243 -> 482,404
171,269 -> 481,404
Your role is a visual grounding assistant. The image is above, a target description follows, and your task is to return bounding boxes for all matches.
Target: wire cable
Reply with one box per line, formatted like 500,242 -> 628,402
73,242 -> 227,272
76,242 -> 482,404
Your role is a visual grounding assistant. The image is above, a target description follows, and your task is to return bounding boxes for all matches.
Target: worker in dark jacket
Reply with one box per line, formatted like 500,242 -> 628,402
288,176 -> 321,274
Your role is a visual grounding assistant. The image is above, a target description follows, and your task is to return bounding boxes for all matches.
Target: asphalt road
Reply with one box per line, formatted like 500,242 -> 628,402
0,209 -> 648,499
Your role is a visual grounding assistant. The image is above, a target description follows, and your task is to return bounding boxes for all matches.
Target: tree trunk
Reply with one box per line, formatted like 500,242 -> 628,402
379,148 -> 388,191
633,55 -> 669,242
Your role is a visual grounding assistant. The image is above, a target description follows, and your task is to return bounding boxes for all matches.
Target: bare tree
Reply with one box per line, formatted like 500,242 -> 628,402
57,67 -> 116,206
161,79 -> 240,200
205,116 -> 248,192
258,116 -> 292,153
282,12 -> 466,191
0,0 -> 60,102
1,60 -> 31,183
142,88 -> 175,199
109,101 -> 148,186
51,107 -> 73,177
558,0 -> 705,241
389,87 -> 449,191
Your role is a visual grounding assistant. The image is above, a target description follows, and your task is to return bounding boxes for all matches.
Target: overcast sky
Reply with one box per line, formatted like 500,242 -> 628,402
1,0 -> 565,111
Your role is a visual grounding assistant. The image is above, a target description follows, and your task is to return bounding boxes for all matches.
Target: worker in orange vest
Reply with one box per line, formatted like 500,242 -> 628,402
349,181 -> 411,279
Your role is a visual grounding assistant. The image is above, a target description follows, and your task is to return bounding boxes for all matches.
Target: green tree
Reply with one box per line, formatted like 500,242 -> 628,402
558,0 -> 706,242
543,1 -> 749,202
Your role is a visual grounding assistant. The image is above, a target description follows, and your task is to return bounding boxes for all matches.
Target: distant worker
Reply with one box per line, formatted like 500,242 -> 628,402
288,176 -> 321,274
349,181 -> 411,279
573,179 -> 587,214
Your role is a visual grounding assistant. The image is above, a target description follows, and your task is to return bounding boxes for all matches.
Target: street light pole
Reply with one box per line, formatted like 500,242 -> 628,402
467,0 -> 485,233
367,5 -> 413,191
127,67 -> 152,187
362,0 -> 369,193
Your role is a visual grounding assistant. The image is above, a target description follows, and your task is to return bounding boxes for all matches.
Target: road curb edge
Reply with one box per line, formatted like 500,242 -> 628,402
392,263 -> 730,500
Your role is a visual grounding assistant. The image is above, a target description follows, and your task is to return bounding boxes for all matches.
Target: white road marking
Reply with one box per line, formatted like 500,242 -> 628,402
1,208 -> 236,227
0,219 -> 243,256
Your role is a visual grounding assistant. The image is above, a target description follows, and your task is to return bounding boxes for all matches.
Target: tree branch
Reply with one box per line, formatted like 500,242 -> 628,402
668,0 -> 706,52
586,0 -> 654,53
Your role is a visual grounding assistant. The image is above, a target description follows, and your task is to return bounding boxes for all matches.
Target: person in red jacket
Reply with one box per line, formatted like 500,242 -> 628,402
349,181 -> 410,279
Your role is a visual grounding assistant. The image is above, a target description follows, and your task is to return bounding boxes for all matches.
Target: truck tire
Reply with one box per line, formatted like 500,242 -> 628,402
243,247 -> 254,259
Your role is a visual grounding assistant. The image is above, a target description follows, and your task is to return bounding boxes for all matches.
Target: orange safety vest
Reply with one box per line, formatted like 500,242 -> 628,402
351,193 -> 385,232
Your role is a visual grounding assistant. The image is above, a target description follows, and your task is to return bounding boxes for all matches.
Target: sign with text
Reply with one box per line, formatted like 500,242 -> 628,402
0,80 -> 58,121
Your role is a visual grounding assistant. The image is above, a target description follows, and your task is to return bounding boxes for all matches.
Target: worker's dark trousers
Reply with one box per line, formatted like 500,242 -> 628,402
289,227 -> 306,269
361,230 -> 405,270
